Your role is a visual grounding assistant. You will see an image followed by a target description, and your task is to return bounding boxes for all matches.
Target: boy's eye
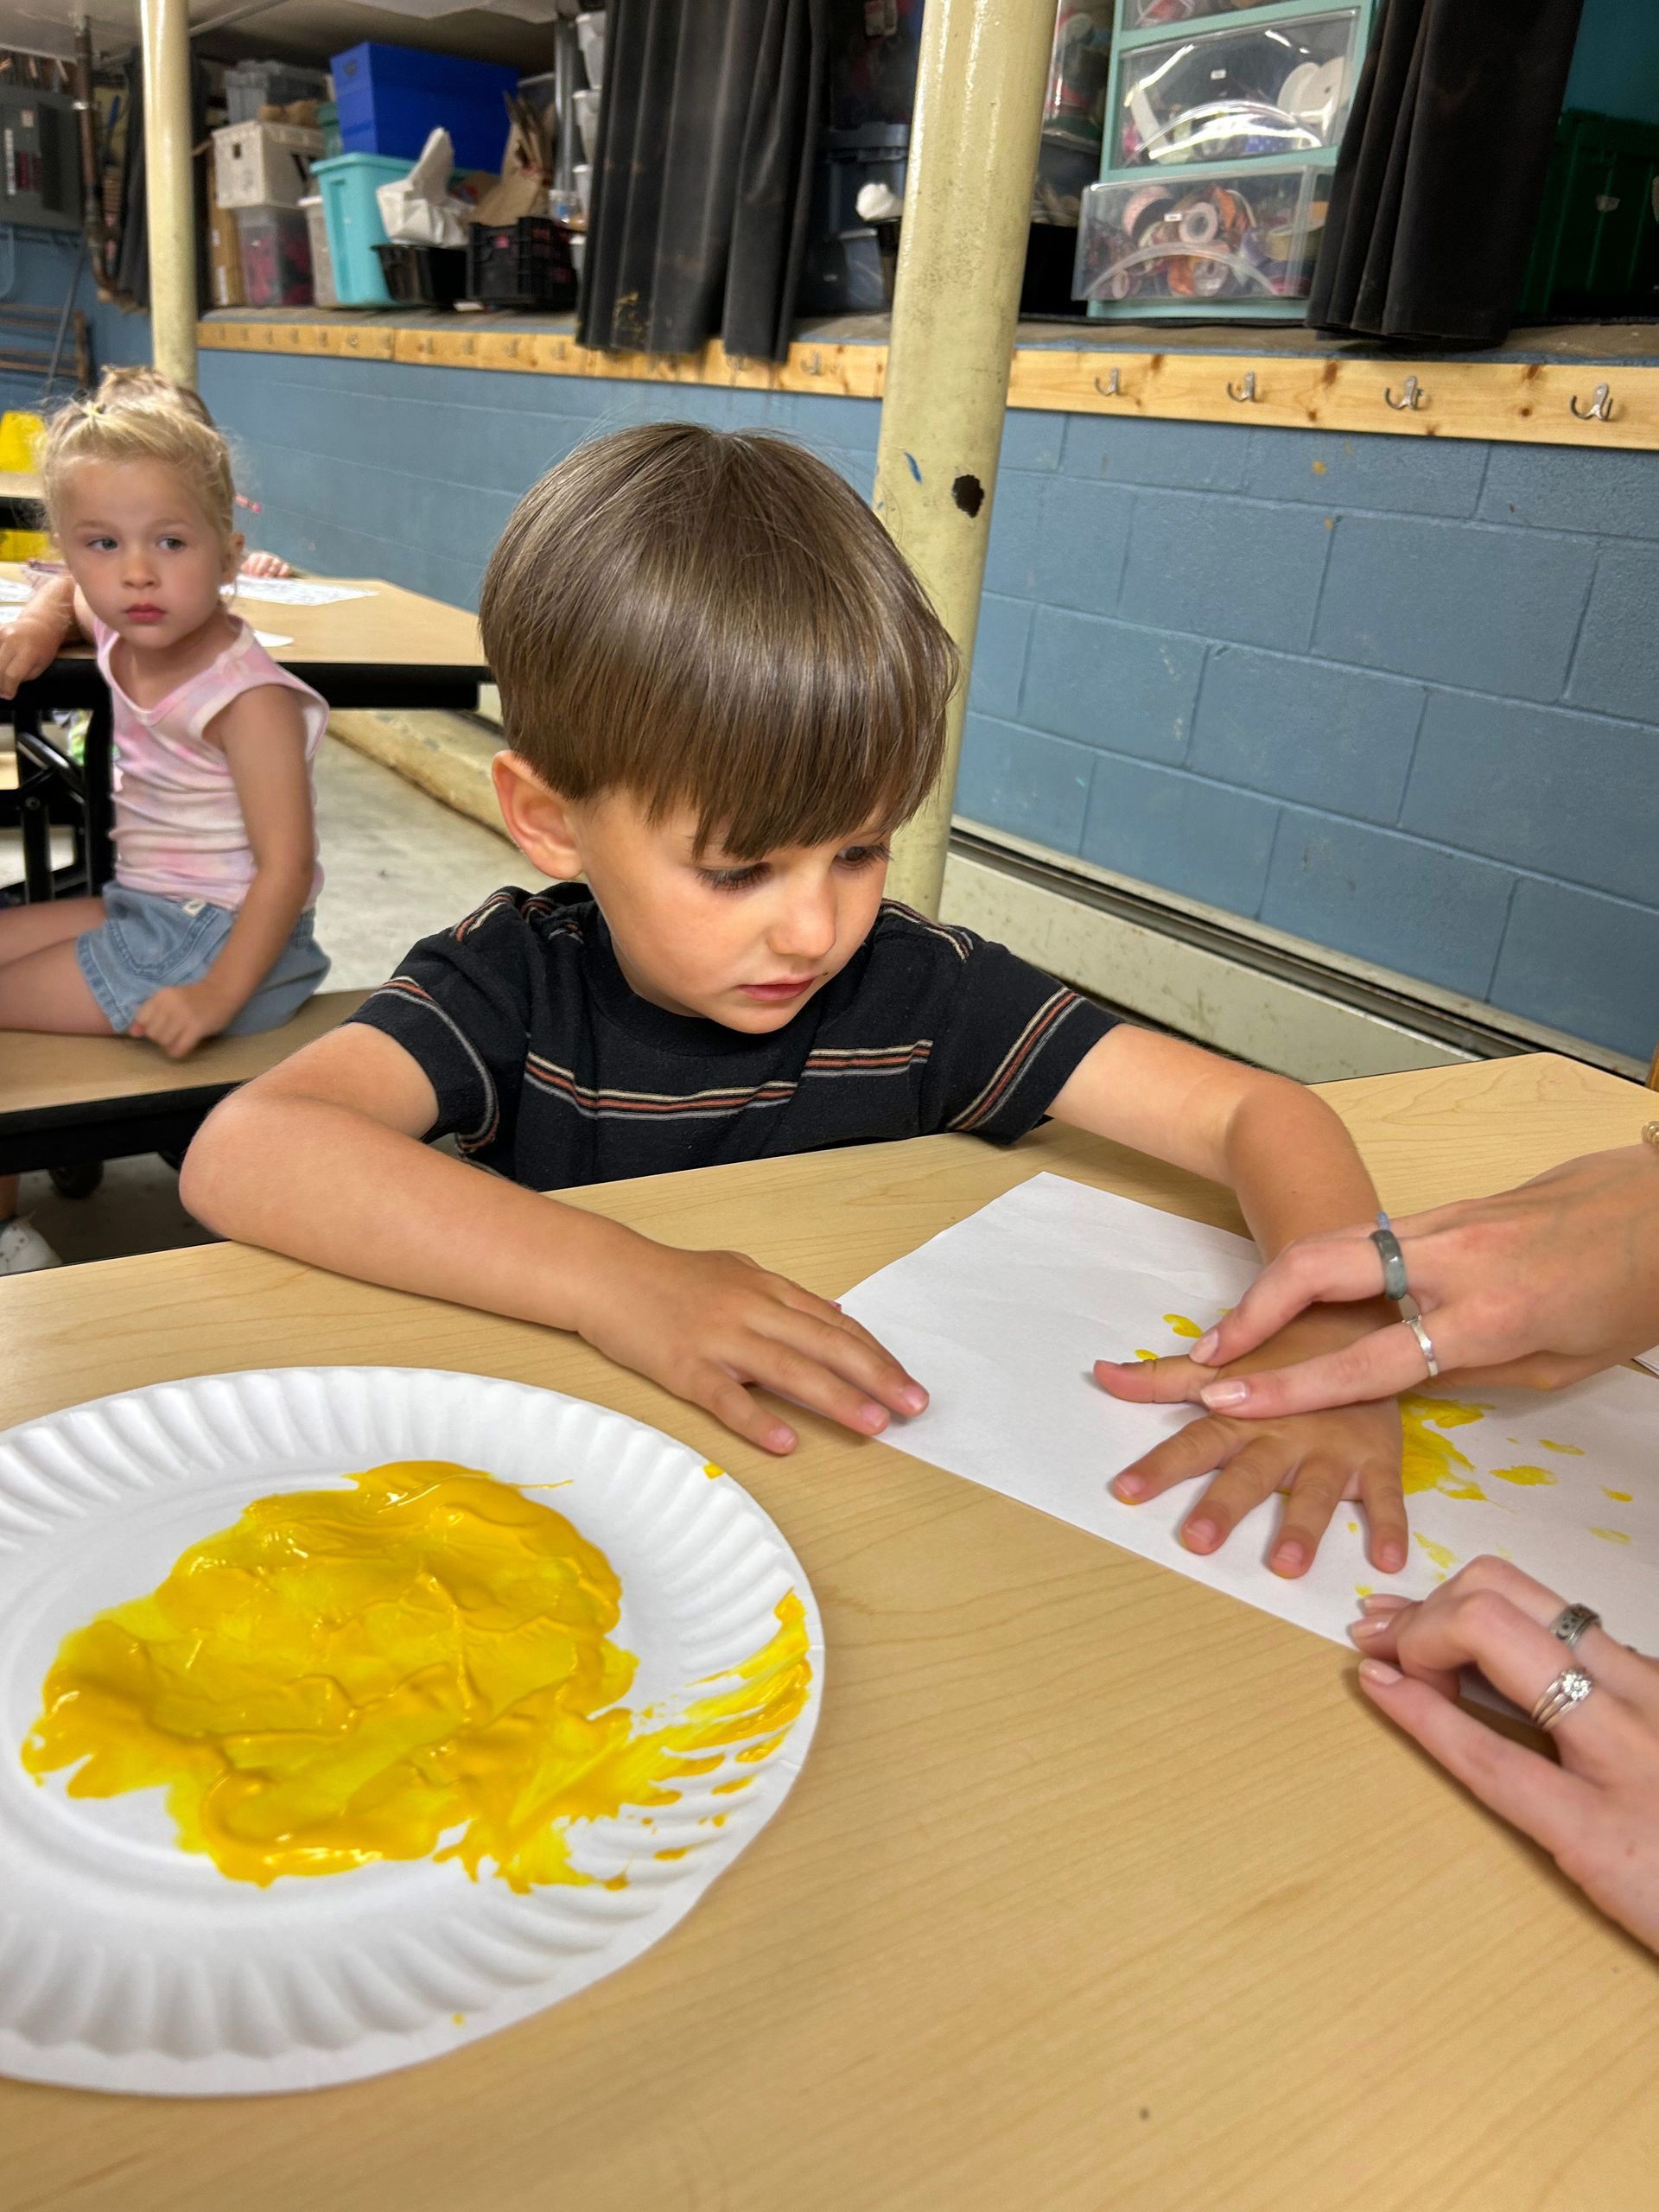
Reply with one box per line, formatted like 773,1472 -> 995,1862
837,842 -> 892,871
697,862 -> 767,893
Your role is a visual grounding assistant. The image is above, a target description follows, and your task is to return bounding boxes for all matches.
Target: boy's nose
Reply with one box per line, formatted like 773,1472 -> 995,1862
771,883 -> 839,962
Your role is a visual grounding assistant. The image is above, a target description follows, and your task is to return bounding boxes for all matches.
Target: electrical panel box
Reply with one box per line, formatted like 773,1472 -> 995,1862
0,88 -> 80,232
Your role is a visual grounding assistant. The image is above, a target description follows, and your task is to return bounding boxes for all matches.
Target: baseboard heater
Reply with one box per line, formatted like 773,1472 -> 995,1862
943,826 -> 1640,1086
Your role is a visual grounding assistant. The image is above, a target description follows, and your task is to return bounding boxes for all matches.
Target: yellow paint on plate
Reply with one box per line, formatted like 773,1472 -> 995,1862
1414,1531 -> 1458,1573
1399,1395 -> 1487,1501
1488,1463 -> 1556,1488
1590,1526 -> 1632,1545
1541,1439 -> 1585,1456
702,1462 -> 726,1479
22,1461 -> 810,1892
1602,1488 -> 1633,1503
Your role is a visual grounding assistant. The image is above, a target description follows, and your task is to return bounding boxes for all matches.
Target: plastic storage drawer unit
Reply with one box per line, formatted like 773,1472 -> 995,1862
1112,8 -> 1362,170
300,194 -> 336,306
236,206 -> 313,307
1075,166 -> 1328,306
330,41 -> 519,174
225,60 -> 328,124
213,121 -> 323,210
313,151 -> 408,305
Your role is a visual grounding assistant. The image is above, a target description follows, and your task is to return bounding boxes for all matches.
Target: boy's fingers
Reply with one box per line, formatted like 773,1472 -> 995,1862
1179,1438 -> 1292,1555
1357,1661 -> 1591,1853
1196,1325 -> 1430,1418
1093,1353 -> 1208,1405
1357,1459 -> 1409,1576
692,1366 -> 797,1455
1268,1453 -> 1353,1579
1197,1232 -> 1384,1364
767,1303 -> 926,1414
743,1335 -> 894,1439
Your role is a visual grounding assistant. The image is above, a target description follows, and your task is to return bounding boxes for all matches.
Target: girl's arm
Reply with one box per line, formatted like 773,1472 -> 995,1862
0,575 -> 89,698
128,685 -> 315,1058
1047,1027 -> 1406,1577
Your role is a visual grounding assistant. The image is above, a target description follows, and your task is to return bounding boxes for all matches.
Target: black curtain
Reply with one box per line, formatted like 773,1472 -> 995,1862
111,48 -> 213,319
580,0 -> 825,361
1308,0 -> 1585,345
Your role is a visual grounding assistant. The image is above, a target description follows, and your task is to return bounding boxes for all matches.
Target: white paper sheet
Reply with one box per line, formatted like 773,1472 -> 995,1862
0,577 -> 35,601
252,630 -> 292,650
841,1173 -> 1659,1649
228,580 -> 372,607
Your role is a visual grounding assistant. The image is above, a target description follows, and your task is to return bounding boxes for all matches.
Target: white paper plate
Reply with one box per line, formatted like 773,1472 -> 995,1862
0,1368 -> 823,2097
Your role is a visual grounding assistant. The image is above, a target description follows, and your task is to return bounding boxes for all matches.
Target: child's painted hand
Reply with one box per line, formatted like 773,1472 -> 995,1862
575,1238 -> 929,1455
129,981 -> 231,1059
1095,1309 -> 1406,1576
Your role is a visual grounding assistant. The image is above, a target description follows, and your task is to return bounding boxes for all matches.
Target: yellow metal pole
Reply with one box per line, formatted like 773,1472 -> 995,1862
876,0 -> 1053,916
140,0 -> 198,389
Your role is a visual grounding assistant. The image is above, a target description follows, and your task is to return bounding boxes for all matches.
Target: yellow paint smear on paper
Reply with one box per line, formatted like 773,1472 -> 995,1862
1414,1532 -> 1458,1573
1399,1395 -> 1488,1501
1602,1488 -> 1633,1503
22,1461 -> 810,1892
1590,1527 -> 1632,1545
1489,1463 -> 1556,1488
1541,1440 -> 1585,1456
1162,1314 -> 1204,1340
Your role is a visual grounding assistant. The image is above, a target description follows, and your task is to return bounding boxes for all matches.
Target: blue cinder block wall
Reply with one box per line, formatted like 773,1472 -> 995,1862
0,232 -> 142,413
199,347 -> 1659,1062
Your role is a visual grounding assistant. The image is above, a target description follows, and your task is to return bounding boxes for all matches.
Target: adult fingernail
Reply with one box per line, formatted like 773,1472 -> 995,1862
1361,1592 -> 1409,1615
1200,1381 -> 1249,1408
1184,1517 -> 1218,1552
1191,1329 -> 1219,1363
1358,1657 -> 1402,1688
900,1383 -> 927,1413
1113,1474 -> 1147,1501
1271,1541 -> 1306,1577
1350,1615 -> 1387,1638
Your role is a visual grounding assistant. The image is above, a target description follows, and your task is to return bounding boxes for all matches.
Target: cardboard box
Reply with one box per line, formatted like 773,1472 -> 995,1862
207,196 -> 245,308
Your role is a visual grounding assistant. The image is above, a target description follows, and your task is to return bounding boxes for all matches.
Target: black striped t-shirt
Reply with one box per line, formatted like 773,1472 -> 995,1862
347,885 -> 1117,1191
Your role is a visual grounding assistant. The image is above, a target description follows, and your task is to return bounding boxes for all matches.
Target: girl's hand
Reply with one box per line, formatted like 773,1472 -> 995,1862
130,981 -> 232,1059
1097,1306 -> 1406,1573
1351,1556 -> 1659,1955
238,550 -> 295,579
1156,1147 -> 1659,1417
575,1238 -> 928,1455
0,613 -> 68,698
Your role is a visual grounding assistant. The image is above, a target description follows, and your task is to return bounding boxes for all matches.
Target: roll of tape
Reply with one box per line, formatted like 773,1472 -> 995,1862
1178,199 -> 1219,245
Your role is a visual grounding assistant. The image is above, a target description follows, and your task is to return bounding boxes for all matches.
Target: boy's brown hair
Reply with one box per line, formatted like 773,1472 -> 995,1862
480,422 -> 957,857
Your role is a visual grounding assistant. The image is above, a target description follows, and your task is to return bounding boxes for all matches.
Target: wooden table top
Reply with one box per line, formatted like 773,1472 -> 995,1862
0,568 -> 486,674
4,1052 -> 1657,2210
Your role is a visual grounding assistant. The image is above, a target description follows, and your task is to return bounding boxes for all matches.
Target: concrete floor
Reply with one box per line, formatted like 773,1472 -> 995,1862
3,735 -> 518,1266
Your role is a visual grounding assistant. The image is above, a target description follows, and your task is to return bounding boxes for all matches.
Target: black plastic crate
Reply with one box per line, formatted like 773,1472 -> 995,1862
372,242 -> 468,306
466,217 -> 577,308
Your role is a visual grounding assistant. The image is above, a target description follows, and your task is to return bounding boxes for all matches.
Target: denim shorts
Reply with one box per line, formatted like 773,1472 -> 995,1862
77,883 -> 330,1037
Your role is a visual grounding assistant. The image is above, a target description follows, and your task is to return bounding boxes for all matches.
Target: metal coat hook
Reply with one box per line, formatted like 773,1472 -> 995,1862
1384,374 -> 1427,411
1094,368 -> 1121,397
802,349 -> 823,376
1569,382 -> 1613,422
1225,372 -> 1259,404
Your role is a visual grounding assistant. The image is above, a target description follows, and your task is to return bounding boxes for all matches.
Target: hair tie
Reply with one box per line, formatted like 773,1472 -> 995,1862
79,399 -> 105,418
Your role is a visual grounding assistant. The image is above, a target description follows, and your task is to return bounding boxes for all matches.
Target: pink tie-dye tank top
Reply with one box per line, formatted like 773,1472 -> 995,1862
93,613 -> 328,908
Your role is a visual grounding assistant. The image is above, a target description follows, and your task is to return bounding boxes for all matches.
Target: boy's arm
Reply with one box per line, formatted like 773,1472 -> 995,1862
181,1025 -> 929,1455
1047,1027 -> 1406,1576
128,687 -> 316,1058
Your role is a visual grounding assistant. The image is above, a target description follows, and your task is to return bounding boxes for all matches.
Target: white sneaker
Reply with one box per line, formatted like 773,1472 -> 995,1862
0,1217 -> 62,1274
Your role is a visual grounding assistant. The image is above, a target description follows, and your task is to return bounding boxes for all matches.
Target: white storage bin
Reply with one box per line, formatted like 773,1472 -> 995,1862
300,194 -> 336,307
573,88 -> 601,162
576,13 -> 606,89
213,120 -> 324,211
1075,166 -> 1328,307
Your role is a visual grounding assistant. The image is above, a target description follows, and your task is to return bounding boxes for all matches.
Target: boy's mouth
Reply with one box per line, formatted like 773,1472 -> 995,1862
739,975 -> 818,1003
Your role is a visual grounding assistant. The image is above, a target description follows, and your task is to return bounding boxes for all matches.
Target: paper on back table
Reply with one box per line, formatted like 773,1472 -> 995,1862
840,1173 -> 1659,1649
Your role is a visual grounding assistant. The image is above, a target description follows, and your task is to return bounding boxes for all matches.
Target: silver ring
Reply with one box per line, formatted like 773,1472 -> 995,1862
1403,1313 -> 1438,1378
1370,1213 -> 1410,1303
1548,1602 -> 1600,1649
1530,1665 -> 1593,1731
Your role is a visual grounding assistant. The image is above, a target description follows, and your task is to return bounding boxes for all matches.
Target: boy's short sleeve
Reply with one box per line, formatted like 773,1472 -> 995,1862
919,926 -> 1117,1144
345,890 -> 533,1159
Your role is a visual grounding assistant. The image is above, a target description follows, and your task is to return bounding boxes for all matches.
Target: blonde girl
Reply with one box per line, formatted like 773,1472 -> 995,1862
0,367 -> 328,1274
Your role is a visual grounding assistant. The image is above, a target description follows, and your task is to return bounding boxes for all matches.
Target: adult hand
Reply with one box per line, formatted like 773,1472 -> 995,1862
575,1241 -> 928,1455
129,981 -> 231,1059
1127,1146 -> 1659,1419
1351,1555 -> 1659,1954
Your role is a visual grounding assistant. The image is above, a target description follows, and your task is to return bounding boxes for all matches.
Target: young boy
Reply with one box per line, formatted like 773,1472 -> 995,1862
183,424 -> 1406,1580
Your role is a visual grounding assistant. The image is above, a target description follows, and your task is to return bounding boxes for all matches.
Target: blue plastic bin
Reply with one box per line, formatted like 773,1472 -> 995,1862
313,152 -> 408,305
330,41 -> 518,175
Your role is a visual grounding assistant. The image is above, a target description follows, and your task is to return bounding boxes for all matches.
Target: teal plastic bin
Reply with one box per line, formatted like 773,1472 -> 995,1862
313,152 -> 408,304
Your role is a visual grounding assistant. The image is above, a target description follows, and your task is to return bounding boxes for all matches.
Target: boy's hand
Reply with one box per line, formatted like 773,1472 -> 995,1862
575,1239 -> 928,1454
1095,1310 -> 1406,1577
130,981 -> 232,1059
0,613 -> 67,698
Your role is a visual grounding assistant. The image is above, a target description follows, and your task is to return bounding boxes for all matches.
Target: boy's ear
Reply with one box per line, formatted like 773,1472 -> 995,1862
492,753 -> 585,880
